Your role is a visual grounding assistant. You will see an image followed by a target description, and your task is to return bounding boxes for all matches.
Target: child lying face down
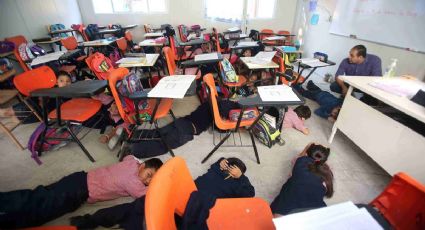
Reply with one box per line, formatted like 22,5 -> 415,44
0,156 -> 163,229
70,157 -> 255,229
283,105 -> 311,135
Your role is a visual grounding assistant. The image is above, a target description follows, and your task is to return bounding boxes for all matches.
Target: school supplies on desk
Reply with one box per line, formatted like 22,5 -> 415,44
116,57 -> 145,65
369,77 -> 425,98
248,51 -> 276,65
297,58 -> 330,67
258,85 -> 301,102
148,75 -> 196,98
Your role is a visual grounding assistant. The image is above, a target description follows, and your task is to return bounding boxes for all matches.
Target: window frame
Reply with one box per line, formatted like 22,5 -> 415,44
204,0 -> 244,24
92,0 -> 168,15
247,0 -> 276,20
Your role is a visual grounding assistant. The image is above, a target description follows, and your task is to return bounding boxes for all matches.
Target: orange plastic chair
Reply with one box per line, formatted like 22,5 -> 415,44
201,73 -> 261,164
162,47 -> 200,79
108,67 -> 176,157
260,29 -> 276,46
116,37 -> 128,55
212,28 -> 230,59
218,60 -> 247,96
13,66 -> 102,161
177,25 -> 189,42
124,31 -> 141,52
277,30 -> 293,46
370,172 -> 425,230
5,35 -> 30,71
85,52 -> 115,80
145,156 -> 275,230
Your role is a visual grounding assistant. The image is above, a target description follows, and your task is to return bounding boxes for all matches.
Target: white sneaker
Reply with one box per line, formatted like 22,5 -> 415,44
108,127 -> 124,150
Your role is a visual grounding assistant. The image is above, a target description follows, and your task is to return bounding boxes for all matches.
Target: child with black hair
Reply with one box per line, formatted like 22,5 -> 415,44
283,105 -> 312,135
271,143 -> 334,216
294,80 -> 342,122
0,156 -> 163,229
70,157 -> 255,229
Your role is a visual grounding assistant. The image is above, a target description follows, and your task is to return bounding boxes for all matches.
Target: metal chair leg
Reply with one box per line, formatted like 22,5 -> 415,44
0,122 -> 24,150
154,121 -> 175,157
201,132 -> 232,164
249,130 -> 260,164
169,110 -> 176,121
66,125 -> 95,162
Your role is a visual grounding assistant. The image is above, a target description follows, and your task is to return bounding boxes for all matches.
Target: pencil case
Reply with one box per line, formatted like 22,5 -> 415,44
229,108 -> 258,121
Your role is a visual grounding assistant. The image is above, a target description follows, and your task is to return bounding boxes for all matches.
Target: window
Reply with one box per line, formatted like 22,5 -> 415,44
92,0 -> 167,14
247,0 -> 276,19
205,0 -> 244,22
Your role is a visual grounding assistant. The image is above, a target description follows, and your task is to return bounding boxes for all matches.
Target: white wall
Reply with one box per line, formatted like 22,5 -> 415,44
0,0 -> 82,40
292,0 -> 425,80
77,0 -> 297,42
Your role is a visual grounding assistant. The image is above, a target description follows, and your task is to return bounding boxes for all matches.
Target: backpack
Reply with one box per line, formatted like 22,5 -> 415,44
220,58 -> 238,83
18,43 -> 35,61
0,41 -> 15,54
252,118 -> 283,148
29,44 -> 46,57
108,48 -> 121,68
49,24 -> 67,38
27,123 -> 80,165
110,24 -> 125,37
85,24 -> 100,41
0,58 -> 13,74
228,108 -> 258,122
90,53 -> 114,79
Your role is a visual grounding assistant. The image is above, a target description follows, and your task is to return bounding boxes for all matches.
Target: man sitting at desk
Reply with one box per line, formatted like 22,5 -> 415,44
331,45 -> 382,97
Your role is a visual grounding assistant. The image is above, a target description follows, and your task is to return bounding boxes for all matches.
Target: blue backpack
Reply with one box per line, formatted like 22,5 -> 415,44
220,58 -> 238,83
50,24 -> 68,38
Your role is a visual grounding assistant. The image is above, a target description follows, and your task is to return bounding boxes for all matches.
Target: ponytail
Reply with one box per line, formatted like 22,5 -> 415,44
306,144 -> 334,198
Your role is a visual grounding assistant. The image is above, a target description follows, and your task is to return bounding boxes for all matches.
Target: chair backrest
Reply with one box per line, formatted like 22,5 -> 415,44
108,67 -> 133,123
61,36 -> 78,50
144,24 -> 153,33
277,30 -> 293,45
177,25 -> 188,42
85,52 -> 115,80
204,74 -> 234,130
13,66 -> 56,97
5,35 -> 30,71
370,172 -> 425,230
260,29 -> 274,40
212,28 -> 222,54
124,30 -> 133,42
162,47 -> 176,75
167,36 -> 180,61
116,37 -> 128,53
272,54 -> 290,85
145,156 -> 197,230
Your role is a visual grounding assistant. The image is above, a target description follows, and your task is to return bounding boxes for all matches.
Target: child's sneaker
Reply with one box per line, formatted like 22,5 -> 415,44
108,127 -> 124,150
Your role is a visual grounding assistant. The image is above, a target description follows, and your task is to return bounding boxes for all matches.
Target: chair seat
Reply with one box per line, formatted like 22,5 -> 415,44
59,65 -> 77,73
0,89 -> 18,104
224,75 -> 247,87
207,198 -> 274,230
48,98 -> 102,122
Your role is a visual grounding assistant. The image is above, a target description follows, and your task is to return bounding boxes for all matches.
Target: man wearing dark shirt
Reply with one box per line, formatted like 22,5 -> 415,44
331,45 -> 382,96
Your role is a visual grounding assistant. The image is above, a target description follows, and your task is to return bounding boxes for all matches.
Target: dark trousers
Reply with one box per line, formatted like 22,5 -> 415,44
0,171 -> 88,229
71,196 -> 145,230
295,80 -> 323,101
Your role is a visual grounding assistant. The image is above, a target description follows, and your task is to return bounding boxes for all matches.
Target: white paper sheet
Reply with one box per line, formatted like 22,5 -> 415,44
31,51 -> 66,66
144,32 -> 163,37
227,27 -> 240,32
298,58 -> 330,67
248,51 -> 277,65
194,52 -> 219,62
369,78 -> 425,98
148,75 -> 196,98
264,36 -> 286,41
236,41 -> 259,47
258,85 -> 300,102
116,57 -> 144,64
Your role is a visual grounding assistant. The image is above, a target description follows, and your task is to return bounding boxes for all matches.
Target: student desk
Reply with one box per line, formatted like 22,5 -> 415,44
329,76 -> 425,183
33,37 -> 63,52
224,33 -> 249,46
144,33 -> 164,39
122,24 -> 138,30
30,80 -> 108,162
97,28 -> 121,38
229,42 -> 260,60
80,39 -> 116,54
240,57 -> 280,85
295,58 -> 335,85
49,28 -> 76,37
30,51 -> 66,66
118,54 -> 161,83
181,53 -> 223,75
139,39 -> 165,47
178,39 -> 209,62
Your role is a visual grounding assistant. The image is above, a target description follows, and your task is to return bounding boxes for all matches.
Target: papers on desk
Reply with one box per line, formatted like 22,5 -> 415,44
273,201 -> 383,230
369,77 -> 425,98
194,52 -> 218,62
297,58 -> 330,67
249,51 -> 276,65
148,75 -> 196,99
116,57 -> 144,64
258,85 -> 301,102
227,27 -> 240,32
236,41 -> 259,47
31,51 -> 66,66
264,36 -> 286,41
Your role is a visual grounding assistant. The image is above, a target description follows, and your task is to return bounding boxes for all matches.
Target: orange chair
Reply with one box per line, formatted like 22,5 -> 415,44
108,67 -> 176,157
273,53 -> 304,86
124,31 -> 142,52
162,47 -> 200,79
167,35 -> 192,62
145,156 -> 275,230
370,172 -> 425,230
201,73 -> 261,164
212,28 -> 230,59
277,30 -> 294,46
116,37 -> 128,56
13,66 -> 102,161
260,29 -> 276,46
177,24 -> 189,42
61,36 -> 87,61
5,35 -> 30,71
218,59 -> 247,97
85,52 -> 115,80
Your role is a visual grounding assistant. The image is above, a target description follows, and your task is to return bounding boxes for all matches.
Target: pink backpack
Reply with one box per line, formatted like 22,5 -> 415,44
18,43 -> 35,61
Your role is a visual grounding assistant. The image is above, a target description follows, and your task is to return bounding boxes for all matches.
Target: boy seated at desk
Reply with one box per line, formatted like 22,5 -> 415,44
0,156 -> 163,229
70,157 -> 254,229
283,105 -> 311,135
294,81 -> 343,122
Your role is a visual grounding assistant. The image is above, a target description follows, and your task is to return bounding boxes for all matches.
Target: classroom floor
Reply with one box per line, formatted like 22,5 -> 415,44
0,77 -> 392,228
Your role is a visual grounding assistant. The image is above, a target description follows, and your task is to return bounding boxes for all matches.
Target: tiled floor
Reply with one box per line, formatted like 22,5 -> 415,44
0,77 -> 392,228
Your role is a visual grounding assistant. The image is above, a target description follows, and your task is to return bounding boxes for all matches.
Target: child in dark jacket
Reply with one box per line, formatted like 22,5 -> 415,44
295,80 -> 343,122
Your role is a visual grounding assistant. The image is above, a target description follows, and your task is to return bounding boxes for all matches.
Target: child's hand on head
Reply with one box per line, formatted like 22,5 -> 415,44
220,159 -> 230,171
228,165 -> 242,179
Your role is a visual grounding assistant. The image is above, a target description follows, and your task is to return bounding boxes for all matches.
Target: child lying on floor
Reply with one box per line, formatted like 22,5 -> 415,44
294,80 -> 343,122
70,157 -> 254,229
282,105 -> 311,135
0,157 -> 163,229
270,143 -> 334,216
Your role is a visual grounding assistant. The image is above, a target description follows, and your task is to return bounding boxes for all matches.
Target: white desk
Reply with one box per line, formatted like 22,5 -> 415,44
118,54 -> 159,68
240,57 -> 279,70
30,51 -> 66,66
329,76 -> 425,183
80,39 -> 114,47
144,33 -> 163,38
139,39 -> 164,47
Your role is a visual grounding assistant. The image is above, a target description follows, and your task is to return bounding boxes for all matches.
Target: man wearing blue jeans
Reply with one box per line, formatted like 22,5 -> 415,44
331,45 -> 382,96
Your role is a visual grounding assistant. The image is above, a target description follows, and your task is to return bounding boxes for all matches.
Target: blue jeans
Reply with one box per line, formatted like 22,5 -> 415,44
330,81 -> 342,94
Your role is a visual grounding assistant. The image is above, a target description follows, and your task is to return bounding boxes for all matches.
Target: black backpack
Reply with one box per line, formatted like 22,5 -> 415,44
85,24 -> 100,41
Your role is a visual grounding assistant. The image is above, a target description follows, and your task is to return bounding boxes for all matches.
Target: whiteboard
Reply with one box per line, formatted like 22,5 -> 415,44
330,0 -> 425,53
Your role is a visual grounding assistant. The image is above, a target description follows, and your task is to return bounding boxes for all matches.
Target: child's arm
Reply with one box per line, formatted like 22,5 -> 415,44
292,117 -> 309,135
233,177 -> 255,198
